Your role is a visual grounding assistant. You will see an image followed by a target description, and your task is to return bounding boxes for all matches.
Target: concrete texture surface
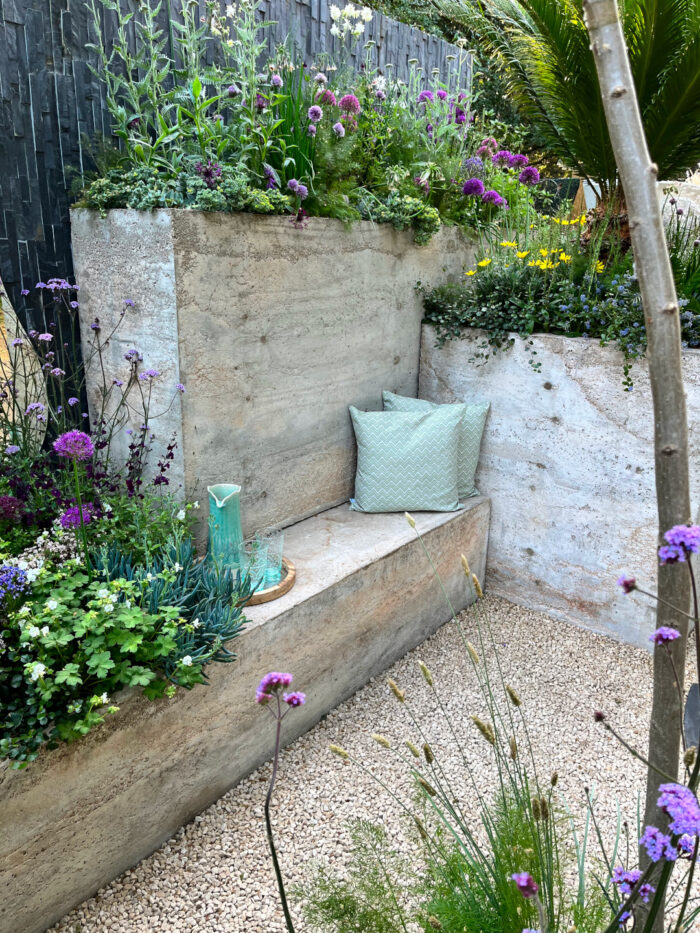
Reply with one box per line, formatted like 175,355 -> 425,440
419,325 -> 700,646
0,498 -> 489,933
70,210 -> 473,543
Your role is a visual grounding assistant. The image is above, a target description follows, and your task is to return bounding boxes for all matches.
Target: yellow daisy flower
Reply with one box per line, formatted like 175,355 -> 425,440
500,240 -> 517,248
596,260 -> 605,273
466,270 -> 476,276
560,219 -> 570,226
559,252 -> 572,262
553,218 -> 561,224
477,258 -> 492,267
516,250 -> 530,258
527,260 -> 537,267
539,249 -> 549,257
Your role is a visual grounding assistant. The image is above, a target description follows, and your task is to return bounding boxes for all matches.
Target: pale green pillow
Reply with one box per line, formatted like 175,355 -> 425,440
349,406 -> 462,513
382,390 -> 489,498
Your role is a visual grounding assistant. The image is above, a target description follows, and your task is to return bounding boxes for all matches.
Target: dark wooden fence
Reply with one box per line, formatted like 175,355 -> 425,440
0,0 -> 466,323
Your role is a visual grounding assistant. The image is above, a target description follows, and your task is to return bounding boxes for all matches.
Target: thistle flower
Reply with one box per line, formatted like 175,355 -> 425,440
388,678 -> 405,702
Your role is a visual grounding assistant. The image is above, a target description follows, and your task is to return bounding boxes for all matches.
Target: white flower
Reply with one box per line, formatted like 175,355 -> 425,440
173,562 -> 183,572
330,4 -> 341,19
177,509 -> 186,521
109,593 -> 118,603
181,655 -> 193,667
99,692 -> 109,705
103,503 -> 112,513
41,626 -> 49,636
146,572 -> 153,582
26,568 -> 40,583
97,588 -> 109,599
330,22 -> 340,36
192,617 -> 201,629
125,599 -> 132,609
27,626 -> 41,638
17,559 -> 28,571
192,501 -> 200,509
29,662 -> 46,681
18,606 -> 31,617
103,603 -> 114,613
46,599 -> 58,611
352,21 -> 364,35
362,5 -> 373,20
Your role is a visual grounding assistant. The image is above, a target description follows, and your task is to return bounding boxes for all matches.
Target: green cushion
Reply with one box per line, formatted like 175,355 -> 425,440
348,405 -> 462,513
382,390 -> 489,498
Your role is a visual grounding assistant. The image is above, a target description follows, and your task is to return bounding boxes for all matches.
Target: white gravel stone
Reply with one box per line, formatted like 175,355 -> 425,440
50,596 -> 678,933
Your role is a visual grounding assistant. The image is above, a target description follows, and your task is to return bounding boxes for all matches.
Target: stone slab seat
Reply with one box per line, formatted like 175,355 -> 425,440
1,496 -> 489,933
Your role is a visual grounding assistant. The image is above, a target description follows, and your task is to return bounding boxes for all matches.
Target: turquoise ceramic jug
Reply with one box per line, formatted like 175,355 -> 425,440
207,484 -> 244,569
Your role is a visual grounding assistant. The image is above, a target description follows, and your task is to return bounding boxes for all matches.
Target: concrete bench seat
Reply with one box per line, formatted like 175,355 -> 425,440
2,496 -> 489,933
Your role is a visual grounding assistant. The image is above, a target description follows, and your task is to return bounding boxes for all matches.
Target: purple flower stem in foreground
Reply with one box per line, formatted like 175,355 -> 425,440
263,690 -> 298,933
72,457 -> 92,578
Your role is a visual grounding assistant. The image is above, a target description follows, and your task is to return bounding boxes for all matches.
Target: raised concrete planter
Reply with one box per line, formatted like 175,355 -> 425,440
70,210 -> 473,545
0,498 -> 489,933
420,325 -> 700,646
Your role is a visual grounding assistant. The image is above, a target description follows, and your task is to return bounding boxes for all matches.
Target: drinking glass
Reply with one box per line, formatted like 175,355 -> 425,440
256,528 -> 285,587
236,538 -> 269,591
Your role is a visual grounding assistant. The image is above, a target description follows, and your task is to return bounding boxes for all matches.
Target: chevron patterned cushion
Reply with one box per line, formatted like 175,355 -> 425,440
348,405 -> 462,513
382,390 -> 489,498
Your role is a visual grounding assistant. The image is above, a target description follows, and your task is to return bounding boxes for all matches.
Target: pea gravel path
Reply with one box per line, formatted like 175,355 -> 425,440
51,595 -> 664,933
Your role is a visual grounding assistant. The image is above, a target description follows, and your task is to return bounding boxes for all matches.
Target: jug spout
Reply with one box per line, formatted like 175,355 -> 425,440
207,483 -> 241,509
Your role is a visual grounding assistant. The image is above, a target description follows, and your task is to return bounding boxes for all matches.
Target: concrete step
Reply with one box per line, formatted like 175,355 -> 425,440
1,497 -> 490,933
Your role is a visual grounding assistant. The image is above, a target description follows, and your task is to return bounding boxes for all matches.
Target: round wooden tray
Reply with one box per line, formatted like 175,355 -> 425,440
247,557 -> 296,606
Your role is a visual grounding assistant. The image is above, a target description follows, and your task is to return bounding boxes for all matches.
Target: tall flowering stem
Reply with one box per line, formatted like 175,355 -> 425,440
256,672 -> 305,933
53,430 -> 95,576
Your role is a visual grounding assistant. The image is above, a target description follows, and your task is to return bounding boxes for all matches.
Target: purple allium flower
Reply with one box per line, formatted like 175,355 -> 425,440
511,872 -> 538,899
138,369 -> 161,380
283,691 -> 306,707
492,150 -> 513,167
436,88 -> 448,100
123,299 -> 135,307
640,826 -> 678,863
176,383 -> 186,393
463,156 -> 484,178
314,72 -> 327,84
307,123 -> 317,137
227,83 -> 241,97
308,104 -> 323,123
270,74 -> 283,88
256,671 -> 294,703
37,333 -> 53,342
664,524 -> 700,554
617,574 -> 636,593
4,445 -> 20,455
462,178 -> 485,197
296,184 -> 308,200
195,160 -> 222,190
338,93 -> 361,114
657,783 -> 700,836
417,90 -> 435,105
0,565 -> 29,606
482,189 -> 506,207
68,397 -> 79,406
53,430 -> 94,461
509,153 -> 529,168
519,166 -> 541,186
124,349 -> 142,362
659,544 -> 685,564
317,89 -> 337,106
333,122 -> 345,138
650,627 -> 681,645
60,502 -> 96,529
287,178 -> 299,192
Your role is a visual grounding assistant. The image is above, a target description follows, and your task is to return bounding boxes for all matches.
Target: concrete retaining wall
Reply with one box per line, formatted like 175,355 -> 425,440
70,210 -> 473,543
419,325 -> 700,646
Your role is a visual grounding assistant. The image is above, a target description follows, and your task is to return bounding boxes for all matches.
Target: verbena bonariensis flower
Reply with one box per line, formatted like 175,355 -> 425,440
283,691 -> 306,707
53,430 -> 95,461
308,104 -> 323,122
511,872 -> 538,898
60,502 -> 96,529
659,544 -> 686,564
612,866 -> 642,896
650,626 -> 681,645
657,784 -> 700,836
462,178 -> 485,198
256,671 -> 294,704
664,524 -> 700,553
519,166 -> 541,186
338,93 -> 360,114
617,574 -> 636,593
640,825 -> 679,862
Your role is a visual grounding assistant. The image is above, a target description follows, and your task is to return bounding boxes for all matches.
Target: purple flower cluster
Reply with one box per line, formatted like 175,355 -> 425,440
338,94 -> 361,115
195,160 -> 222,190
316,89 -> 337,106
482,189 -> 507,208
476,137 -> 498,158
659,524 -> 700,564
658,783 -> 700,836
617,574 -> 636,593
0,495 -> 23,523
417,90 -> 435,105
611,866 -> 654,904
256,671 -> 293,703
287,179 -> 308,200
511,872 -> 538,898
138,369 -> 161,381
53,430 -> 94,461
650,626 -> 681,646
640,825 -> 679,863
519,166 -> 541,187
308,104 -> 323,123
60,502 -> 96,529
463,156 -> 484,178
283,691 -> 306,707
0,565 -> 29,607
462,178 -> 485,198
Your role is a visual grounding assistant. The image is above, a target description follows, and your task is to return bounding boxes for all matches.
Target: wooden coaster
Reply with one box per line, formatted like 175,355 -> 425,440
247,557 -> 296,606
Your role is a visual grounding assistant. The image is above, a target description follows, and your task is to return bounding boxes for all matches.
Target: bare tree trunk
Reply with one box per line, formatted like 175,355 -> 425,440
582,1 -> 692,929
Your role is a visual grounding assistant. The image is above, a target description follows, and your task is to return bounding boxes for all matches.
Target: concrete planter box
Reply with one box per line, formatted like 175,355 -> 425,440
420,325 -> 700,646
70,209 -> 473,545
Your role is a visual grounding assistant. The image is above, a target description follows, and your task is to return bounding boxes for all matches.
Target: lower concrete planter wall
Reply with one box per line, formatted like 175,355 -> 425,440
420,326 -> 700,646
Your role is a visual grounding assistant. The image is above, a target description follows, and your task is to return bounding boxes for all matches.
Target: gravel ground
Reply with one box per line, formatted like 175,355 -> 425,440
52,595 -> 671,933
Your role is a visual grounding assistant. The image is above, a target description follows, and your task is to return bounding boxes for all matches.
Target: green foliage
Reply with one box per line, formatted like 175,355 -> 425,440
435,0 -> 700,200
358,194 -> 442,245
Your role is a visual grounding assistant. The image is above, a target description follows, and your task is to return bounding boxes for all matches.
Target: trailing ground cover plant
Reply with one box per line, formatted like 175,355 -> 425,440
78,0 -> 542,243
0,280 -> 254,768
